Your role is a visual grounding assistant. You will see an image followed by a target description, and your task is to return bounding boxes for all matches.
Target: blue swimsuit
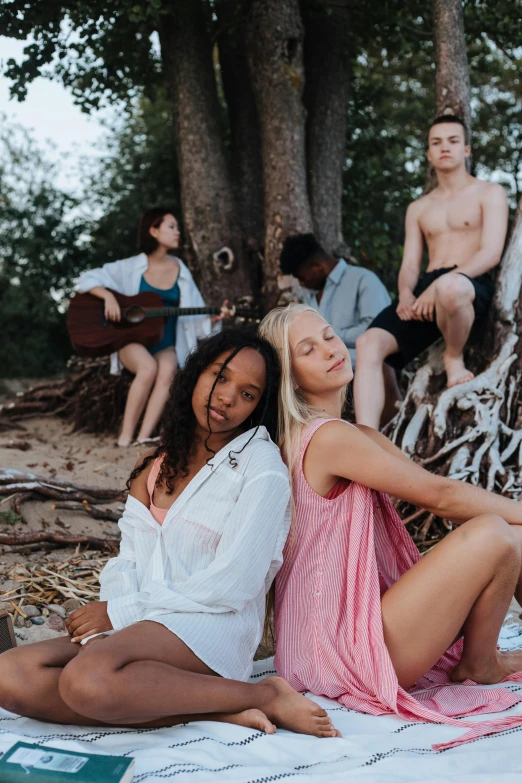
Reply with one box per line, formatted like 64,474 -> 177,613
139,275 -> 180,355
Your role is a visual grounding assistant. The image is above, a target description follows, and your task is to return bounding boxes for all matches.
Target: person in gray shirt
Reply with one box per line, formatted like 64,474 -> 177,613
279,234 -> 388,359
279,234 -> 401,423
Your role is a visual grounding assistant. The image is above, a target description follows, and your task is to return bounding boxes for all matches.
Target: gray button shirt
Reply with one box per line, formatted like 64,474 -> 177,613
299,259 -> 391,363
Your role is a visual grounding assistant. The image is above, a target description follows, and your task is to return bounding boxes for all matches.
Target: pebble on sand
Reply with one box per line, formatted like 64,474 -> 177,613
47,604 -> 66,618
46,614 -> 66,632
22,605 -> 41,618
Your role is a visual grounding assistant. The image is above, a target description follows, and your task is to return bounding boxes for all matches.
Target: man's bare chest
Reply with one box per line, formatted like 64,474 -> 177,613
419,197 -> 482,239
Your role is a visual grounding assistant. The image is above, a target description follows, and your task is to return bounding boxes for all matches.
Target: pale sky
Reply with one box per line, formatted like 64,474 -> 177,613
0,36 -> 110,192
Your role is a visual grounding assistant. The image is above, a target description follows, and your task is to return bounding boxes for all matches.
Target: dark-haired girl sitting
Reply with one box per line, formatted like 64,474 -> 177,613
76,207 -> 228,447
0,330 -> 339,738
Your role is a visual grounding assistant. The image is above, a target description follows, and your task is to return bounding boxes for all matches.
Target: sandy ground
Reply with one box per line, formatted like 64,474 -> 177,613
0,415 -> 144,545
0,414 -> 150,645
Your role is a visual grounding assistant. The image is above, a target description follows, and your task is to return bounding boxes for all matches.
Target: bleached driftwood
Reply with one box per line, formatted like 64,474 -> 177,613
0,468 -> 125,524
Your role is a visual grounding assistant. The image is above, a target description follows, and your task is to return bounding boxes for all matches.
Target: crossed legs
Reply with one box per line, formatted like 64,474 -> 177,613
117,345 -> 177,446
0,622 -> 339,737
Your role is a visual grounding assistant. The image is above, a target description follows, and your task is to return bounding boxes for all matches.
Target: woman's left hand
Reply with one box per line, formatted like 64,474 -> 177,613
65,601 -> 113,643
210,299 -> 234,324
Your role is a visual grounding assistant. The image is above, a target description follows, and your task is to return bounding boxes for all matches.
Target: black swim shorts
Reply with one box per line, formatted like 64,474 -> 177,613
369,265 -> 495,370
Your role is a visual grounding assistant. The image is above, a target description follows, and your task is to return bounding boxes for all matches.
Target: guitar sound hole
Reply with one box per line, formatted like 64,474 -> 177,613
124,306 -> 146,324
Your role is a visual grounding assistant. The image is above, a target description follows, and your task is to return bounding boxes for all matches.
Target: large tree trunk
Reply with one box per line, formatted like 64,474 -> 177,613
158,0 -> 251,302
215,0 -> 265,300
433,0 -> 471,133
216,0 -> 264,249
246,0 -> 313,309
425,0 -> 472,190
302,0 -> 350,257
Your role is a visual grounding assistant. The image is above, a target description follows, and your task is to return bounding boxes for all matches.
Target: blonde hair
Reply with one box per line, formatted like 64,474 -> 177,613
259,303 -> 347,480
260,303 -> 349,647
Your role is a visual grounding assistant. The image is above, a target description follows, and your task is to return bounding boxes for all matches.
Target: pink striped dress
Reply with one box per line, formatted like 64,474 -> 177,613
274,418 -> 522,751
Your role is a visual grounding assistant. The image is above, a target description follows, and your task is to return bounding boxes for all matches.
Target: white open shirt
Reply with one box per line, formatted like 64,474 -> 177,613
99,427 -> 291,681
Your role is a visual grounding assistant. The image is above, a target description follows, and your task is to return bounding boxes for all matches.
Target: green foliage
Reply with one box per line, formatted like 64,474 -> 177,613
344,5 -> 433,290
0,0 -> 162,111
0,121 -> 86,376
79,91 -> 181,266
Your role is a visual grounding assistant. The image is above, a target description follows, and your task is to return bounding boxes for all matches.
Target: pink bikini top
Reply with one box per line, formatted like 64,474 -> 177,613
147,455 -> 169,525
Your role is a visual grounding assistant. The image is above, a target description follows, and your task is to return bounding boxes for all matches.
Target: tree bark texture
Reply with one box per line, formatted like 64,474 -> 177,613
302,0 -> 350,257
426,0 -> 472,190
158,0 -> 251,302
387,199 -> 522,542
433,0 -> 471,132
247,0 -> 313,308
216,0 -> 264,249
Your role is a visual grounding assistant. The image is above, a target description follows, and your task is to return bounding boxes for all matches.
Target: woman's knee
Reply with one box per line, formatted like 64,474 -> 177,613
59,655 -> 117,720
461,514 -> 519,560
136,357 -> 158,384
155,365 -> 176,390
0,649 -> 33,714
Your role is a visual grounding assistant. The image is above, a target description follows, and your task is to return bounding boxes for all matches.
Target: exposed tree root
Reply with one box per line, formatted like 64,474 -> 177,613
0,469 -> 125,525
0,531 -> 119,552
0,357 -> 132,434
51,501 -> 121,523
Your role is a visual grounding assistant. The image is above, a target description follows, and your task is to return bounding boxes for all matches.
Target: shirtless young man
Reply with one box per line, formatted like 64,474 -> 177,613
354,115 -> 509,429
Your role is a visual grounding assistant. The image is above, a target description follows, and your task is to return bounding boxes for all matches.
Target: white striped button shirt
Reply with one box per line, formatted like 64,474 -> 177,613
99,427 -> 291,681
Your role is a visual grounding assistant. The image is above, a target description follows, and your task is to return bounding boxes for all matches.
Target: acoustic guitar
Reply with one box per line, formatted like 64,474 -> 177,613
67,290 -> 258,358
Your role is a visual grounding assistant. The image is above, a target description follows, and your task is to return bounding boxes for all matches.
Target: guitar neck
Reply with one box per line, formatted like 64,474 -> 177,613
143,307 -> 222,318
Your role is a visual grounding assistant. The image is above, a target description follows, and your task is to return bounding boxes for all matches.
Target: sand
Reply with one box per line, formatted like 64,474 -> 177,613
0,414 -> 150,645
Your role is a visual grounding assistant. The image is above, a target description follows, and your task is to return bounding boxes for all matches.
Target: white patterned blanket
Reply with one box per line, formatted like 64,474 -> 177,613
1,624 -> 522,783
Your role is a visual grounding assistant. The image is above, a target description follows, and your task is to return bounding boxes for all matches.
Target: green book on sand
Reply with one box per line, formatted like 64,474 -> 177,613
0,741 -> 134,782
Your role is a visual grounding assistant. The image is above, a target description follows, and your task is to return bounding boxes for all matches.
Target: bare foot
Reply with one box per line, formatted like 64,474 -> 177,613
450,650 -> 522,684
444,354 -> 474,388
213,708 -> 276,734
261,677 -> 341,738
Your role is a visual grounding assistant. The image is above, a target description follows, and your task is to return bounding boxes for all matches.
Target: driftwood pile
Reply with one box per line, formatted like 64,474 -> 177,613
0,468 -> 124,552
0,553 -> 110,637
0,357 -> 132,435
1,553 -> 108,609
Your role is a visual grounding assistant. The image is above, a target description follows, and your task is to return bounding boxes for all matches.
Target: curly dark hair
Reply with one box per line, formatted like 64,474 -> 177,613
127,328 -> 280,494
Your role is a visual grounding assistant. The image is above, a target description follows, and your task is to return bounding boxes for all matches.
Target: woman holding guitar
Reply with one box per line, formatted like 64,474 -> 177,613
76,207 -> 227,447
